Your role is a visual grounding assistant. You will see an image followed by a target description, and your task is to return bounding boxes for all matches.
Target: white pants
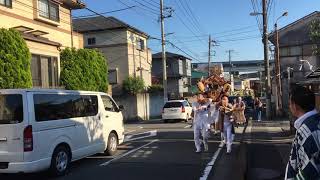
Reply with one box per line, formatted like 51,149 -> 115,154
193,123 -> 210,151
223,122 -> 233,145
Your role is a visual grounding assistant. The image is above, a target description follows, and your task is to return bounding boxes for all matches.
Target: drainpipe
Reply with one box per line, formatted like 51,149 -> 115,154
70,8 -> 74,48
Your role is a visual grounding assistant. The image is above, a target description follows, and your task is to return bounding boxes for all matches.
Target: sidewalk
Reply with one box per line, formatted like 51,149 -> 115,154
210,120 -> 293,180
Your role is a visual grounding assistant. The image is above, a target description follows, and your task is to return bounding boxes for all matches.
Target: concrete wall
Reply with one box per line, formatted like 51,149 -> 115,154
149,93 -> 165,118
113,93 -> 159,121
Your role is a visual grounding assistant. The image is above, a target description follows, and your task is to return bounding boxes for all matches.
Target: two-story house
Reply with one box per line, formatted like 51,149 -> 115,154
0,0 -> 85,88
73,16 -> 152,121
73,16 -> 152,95
269,11 -> 320,112
152,52 -> 192,98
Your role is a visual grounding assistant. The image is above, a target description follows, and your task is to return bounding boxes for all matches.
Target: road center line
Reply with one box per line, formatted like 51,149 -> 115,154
199,147 -> 222,180
100,139 -> 158,166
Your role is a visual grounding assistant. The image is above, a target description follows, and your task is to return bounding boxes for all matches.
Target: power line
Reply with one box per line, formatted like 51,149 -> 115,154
175,0 -> 204,35
117,0 -> 158,23
185,0 -> 205,33
173,11 -> 207,46
130,0 -> 159,15
73,6 -> 136,18
218,35 -> 261,43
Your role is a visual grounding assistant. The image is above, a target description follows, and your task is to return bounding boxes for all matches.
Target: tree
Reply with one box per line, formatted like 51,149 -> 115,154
123,76 -> 145,95
309,20 -> 320,55
60,48 -> 108,92
0,28 -> 32,88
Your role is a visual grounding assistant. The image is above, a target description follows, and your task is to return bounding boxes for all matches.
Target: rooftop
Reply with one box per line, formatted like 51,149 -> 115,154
152,52 -> 191,60
73,16 -> 149,38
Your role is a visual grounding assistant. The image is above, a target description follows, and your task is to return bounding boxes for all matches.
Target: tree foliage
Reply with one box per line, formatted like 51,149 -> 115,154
60,48 -> 108,92
123,76 -> 145,95
0,28 -> 32,88
309,20 -> 320,55
147,84 -> 163,93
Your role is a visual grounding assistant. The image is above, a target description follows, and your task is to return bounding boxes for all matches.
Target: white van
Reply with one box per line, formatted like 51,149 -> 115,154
0,89 -> 124,176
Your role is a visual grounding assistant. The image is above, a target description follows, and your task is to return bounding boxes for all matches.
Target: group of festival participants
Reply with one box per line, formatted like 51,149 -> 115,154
192,92 -> 246,154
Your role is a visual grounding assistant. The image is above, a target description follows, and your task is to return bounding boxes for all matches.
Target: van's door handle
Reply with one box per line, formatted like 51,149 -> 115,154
105,115 -> 109,118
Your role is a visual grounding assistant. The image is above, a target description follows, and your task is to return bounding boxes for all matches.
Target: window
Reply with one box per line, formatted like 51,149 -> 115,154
87,37 -> 96,45
31,54 -> 58,88
34,94 -> 98,121
101,96 -> 118,112
136,38 -> 145,51
38,0 -> 59,22
0,94 -> 23,124
0,0 -> 12,8
164,102 -> 183,108
183,101 -> 190,107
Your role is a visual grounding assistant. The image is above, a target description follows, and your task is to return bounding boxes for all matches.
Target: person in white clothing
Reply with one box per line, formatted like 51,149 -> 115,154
192,94 -> 212,153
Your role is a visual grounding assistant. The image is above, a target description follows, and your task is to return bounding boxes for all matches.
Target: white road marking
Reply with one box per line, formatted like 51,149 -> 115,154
124,130 -> 157,142
139,126 -> 144,129
184,125 -> 192,129
125,129 -> 137,134
199,147 -> 222,180
100,139 -> 158,166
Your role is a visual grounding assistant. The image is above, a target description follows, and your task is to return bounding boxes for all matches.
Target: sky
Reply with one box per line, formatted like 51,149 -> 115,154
73,0 -> 320,63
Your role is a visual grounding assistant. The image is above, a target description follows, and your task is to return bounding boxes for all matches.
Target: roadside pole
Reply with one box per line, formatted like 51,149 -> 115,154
160,0 -> 167,103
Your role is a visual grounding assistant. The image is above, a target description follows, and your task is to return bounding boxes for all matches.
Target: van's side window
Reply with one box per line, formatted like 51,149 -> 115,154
0,94 -> 23,124
101,96 -> 118,112
34,94 -> 98,121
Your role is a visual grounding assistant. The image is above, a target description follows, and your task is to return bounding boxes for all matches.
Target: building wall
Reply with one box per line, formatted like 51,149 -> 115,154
84,29 -> 152,94
0,0 -> 83,88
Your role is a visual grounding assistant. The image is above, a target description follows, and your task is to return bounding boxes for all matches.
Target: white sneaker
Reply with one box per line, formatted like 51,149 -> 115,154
195,149 -> 201,153
219,141 -> 225,148
226,144 -> 232,154
204,143 -> 208,152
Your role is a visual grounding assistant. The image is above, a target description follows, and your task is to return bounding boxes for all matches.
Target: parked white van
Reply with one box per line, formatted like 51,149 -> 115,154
0,89 -> 124,176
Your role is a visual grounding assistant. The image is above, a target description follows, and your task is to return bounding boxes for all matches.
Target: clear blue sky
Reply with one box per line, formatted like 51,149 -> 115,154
73,0 -> 320,63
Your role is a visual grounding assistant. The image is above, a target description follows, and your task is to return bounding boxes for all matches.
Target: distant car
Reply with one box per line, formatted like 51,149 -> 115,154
162,100 -> 192,123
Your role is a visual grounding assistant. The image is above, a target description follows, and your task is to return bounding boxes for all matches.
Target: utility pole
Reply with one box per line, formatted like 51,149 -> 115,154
262,0 -> 271,120
274,24 -> 282,115
160,0 -> 173,102
227,50 -> 234,77
208,35 -> 211,77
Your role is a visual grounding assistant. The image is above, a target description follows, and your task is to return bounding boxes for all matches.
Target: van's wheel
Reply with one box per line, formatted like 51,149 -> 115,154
163,119 -> 168,123
106,132 -> 118,156
50,146 -> 70,176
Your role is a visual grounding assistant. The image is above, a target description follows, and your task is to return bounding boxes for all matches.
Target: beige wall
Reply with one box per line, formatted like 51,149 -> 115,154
85,29 -> 152,94
0,0 -> 83,88
0,0 -> 82,49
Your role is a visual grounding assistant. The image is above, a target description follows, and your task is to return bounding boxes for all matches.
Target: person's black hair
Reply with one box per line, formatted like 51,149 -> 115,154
290,84 -> 315,112
221,94 -> 229,99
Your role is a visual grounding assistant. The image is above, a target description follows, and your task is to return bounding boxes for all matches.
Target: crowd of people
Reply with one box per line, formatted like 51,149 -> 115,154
192,93 -> 248,154
191,84 -> 320,179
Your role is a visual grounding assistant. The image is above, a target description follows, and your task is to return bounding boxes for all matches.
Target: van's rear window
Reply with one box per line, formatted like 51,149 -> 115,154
0,94 -> 23,124
164,102 -> 183,108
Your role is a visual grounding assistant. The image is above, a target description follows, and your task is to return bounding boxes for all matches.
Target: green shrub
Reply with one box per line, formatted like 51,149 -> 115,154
60,48 -> 108,92
0,28 -> 32,88
148,84 -> 163,93
123,76 -> 145,95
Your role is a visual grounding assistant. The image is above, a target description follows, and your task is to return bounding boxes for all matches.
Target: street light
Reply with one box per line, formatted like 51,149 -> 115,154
274,11 -> 288,116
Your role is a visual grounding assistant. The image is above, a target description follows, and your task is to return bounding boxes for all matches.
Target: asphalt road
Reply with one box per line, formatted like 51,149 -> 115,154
0,120 -> 232,180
